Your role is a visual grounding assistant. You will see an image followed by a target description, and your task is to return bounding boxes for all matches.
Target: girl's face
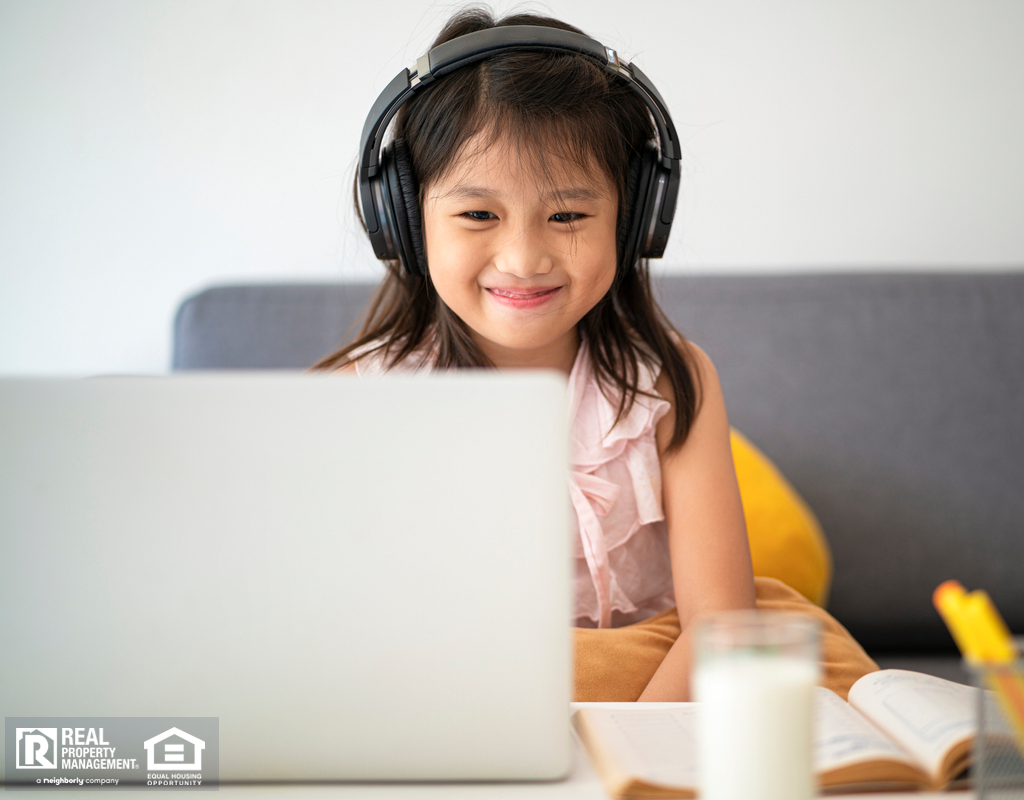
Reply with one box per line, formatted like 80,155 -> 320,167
422,135 -> 619,374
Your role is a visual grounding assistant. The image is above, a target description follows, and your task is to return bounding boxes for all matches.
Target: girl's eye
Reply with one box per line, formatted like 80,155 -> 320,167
461,211 -> 496,221
551,212 -> 585,224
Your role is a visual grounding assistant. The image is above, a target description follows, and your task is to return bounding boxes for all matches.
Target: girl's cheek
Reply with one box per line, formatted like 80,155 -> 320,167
453,230 -> 491,258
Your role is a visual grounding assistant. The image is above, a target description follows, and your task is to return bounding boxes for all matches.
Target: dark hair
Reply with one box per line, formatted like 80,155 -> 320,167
313,7 -> 701,450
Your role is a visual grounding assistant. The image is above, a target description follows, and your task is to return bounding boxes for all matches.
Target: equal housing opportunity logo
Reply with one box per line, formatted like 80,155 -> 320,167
5,718 -> 218,791
144,728 -> 205,771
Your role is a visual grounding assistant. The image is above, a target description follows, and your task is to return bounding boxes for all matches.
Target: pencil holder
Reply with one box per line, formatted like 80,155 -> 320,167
969,648 -> 1024,800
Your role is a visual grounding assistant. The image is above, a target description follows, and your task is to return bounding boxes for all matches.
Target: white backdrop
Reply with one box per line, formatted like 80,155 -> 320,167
2,0 -> 1023,375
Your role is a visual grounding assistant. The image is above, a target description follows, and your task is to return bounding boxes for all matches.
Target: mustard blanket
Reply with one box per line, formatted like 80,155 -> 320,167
574,576 -> 878,702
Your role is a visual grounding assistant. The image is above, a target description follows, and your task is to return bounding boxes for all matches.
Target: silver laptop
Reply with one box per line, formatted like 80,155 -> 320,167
0,373 -> 572,782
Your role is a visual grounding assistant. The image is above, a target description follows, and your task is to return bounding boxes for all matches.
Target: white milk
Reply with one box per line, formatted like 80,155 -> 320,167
695,656 -> 818,800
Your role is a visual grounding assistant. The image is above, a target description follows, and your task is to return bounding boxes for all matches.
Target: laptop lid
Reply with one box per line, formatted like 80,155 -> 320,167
0,373 -> 572,782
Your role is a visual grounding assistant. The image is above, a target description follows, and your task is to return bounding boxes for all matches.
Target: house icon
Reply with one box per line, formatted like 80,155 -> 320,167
143,728 -> 205,771
16,728 -> 57,769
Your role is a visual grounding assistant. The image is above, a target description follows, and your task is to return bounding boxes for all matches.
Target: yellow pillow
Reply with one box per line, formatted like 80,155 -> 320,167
731,429 -> 832,606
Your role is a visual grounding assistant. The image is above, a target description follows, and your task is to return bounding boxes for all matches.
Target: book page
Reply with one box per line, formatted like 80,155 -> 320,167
814,686 -> 920,772
573,705 -> 699,792
847,669 -> 977,779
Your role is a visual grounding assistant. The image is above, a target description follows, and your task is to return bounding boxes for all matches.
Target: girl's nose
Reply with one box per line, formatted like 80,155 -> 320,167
493,230 -> 554,278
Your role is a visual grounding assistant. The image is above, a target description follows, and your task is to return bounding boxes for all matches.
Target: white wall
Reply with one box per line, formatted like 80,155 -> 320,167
2,0 -> 1023,375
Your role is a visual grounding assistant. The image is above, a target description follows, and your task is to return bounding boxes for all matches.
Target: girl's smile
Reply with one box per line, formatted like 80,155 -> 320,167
422,135 -> 619,374
485,284 -> 562,309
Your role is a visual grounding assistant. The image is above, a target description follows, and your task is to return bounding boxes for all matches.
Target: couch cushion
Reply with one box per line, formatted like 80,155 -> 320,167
173,283 -> 375,370
657,272 -> 1024,651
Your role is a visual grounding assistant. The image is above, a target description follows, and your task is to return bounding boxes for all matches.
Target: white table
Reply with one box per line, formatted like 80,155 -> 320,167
203,734 -> 960,800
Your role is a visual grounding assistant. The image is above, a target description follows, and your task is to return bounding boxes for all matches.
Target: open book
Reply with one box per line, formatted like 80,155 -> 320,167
573,669 -> 992,798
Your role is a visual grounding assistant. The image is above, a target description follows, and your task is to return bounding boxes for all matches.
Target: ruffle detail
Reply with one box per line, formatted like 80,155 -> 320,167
567,340 -> 674,628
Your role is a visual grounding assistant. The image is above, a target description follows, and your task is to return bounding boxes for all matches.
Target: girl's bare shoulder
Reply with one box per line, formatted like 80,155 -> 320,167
653,338 -> 726,453
316,339 -> 392,375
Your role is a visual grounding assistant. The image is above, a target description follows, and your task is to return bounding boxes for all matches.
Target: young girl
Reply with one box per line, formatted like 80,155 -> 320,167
315,8 -> 757,702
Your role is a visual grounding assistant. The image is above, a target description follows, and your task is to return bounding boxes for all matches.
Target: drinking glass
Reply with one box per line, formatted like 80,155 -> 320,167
693,611 -> 821,800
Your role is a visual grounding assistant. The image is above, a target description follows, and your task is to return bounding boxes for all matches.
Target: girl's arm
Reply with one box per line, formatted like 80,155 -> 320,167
638,344 -> 756,702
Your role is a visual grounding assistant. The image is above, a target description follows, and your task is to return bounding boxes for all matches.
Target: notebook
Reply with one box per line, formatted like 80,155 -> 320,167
0,373 -> 572,782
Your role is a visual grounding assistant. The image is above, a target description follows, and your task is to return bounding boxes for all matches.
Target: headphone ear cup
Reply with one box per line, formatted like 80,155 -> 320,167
382,139 -> 426,277
618,141 -> 658,271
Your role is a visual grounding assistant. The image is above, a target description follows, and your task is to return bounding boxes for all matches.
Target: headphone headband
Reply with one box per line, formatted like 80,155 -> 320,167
358,24 -> 681,270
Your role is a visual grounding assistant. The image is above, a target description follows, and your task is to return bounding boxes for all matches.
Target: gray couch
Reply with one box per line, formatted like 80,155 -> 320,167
172,272 -> 1024,682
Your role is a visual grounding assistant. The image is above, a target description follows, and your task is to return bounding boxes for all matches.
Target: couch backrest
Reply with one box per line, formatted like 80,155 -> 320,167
173,273 -> 1024,651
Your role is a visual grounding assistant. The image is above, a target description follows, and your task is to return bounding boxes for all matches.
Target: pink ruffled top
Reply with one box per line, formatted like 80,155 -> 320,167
567,340 -> 674,628
352,338 -> 675,629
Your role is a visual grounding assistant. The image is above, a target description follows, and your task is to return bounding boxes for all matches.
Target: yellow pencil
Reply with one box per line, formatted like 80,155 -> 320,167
934,581 -> 985,660
933,580 -> 1024,754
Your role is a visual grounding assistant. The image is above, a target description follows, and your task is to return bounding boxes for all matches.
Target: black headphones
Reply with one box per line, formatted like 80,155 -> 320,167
358,25 -> 681,278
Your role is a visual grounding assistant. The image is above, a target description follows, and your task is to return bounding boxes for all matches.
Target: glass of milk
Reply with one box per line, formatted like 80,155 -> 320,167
693,611 -> 820,800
